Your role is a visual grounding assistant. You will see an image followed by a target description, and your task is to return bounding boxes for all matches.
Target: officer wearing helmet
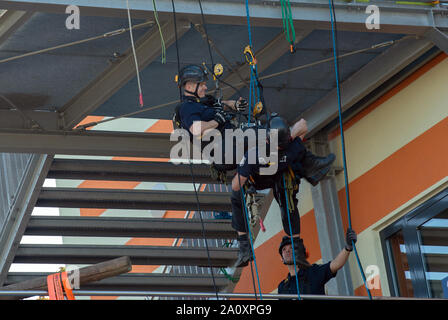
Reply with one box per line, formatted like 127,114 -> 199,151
231,115 -> 336,268
175,64 -> 247,167
174,64 -> 251,177
277,228 -> 357,296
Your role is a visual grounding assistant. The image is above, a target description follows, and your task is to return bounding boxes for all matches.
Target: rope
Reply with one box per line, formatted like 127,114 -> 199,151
280,0 -> 296,52
170,0 -> 219,299
240,0 -> 266,299
328,0 -> 372,300
244,0 -> 270,126
126,0 -> 144,107
240,184 -> 263,300
282,174 -> 301,300
0,21 -> 154,65
152,0 -> 166,64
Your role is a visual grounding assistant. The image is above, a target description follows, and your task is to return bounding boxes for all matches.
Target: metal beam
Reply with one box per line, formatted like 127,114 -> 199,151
59,19 -> 190,130
5,273 -> 229,292
25,216 -> 237,239
0,129 -> 175,158
0,110 -> 60,131
2,0 -> 447,34
14,244 -> 238,267
36,187 -> 234,211
47,159 -> 234,183
0,10 -> 33,44
0,154 -> 53,286
425,27 -> 448,55
300,37 -> 434,137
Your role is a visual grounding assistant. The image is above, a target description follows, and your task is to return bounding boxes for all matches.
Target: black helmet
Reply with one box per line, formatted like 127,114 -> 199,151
178,64 -> 208,87
279,235 -> 292,256
268,115 -> 291,149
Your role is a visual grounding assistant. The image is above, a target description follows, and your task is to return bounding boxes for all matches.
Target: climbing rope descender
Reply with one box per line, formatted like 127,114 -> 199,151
244,45 -> 257,66
244,183 -> 266,233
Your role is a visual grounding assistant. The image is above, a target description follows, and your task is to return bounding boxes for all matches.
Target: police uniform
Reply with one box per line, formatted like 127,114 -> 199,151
231,137 -> 307,235
178,95 -> 233,134
278,262 -> 336,295
178,95 -> 260,171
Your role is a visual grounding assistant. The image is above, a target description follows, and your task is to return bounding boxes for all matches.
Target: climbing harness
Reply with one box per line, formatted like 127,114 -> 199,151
46,270 -> 75,300
328,0 -> 373,300
244,182 -> 266,234
283,167 -> 299,215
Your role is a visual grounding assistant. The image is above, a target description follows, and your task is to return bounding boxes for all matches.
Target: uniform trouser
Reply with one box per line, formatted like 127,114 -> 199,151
231,182 -> 300,236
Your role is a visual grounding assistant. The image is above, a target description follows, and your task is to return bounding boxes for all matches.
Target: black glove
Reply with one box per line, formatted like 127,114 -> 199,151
200,94 -> 218,107
213,110 -> 227,127
235,98 -> 248,112
345,228 -> 357,252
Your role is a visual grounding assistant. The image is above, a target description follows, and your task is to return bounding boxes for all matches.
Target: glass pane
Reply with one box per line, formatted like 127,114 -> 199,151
387,230 -> 414,297
420,209 -> 448,298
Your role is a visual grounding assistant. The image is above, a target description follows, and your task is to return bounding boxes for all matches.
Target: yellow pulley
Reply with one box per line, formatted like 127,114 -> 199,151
244,45 -> 257,66
213,63 -> 224,78
253,101 -> 263,116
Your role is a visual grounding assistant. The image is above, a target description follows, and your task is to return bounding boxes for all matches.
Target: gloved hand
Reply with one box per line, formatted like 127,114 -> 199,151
345,228 -> 357,252
213,109 -> 227,127
200,94 -> 218,107
235,98 -> 248,112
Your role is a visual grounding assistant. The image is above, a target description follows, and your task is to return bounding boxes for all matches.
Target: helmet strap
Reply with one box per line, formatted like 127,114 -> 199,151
183,83 -> 200,100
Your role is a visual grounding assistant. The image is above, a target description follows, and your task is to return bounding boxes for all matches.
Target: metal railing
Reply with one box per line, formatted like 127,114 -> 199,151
0,290 -> 442,300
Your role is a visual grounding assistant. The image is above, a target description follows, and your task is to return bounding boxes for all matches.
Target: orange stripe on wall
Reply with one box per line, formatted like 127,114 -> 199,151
78,180 -> 140,217
233,210 -> 320,294
146,119 -> 174,133
74,116 -> 105,130
354,275 -> 382,297
338,116 -> 448,235
328,53 -> 447,140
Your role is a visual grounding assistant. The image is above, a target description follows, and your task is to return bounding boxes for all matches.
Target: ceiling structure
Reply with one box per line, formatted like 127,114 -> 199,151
0,0 -> 446,149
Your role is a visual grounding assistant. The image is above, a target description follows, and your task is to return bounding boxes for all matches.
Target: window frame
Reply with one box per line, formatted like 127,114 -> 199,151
380,188 -> 448,298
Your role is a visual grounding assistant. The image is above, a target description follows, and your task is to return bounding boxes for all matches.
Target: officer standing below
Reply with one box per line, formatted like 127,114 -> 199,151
277,228 -> 357,296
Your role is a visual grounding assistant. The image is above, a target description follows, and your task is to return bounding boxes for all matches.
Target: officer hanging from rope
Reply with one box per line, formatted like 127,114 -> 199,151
173,63 -> 249,182
230,115 -> 336,268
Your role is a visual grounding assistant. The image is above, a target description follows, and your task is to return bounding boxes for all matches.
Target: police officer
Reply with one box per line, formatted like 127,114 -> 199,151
277,228 -> 357,296
231,116 -> 336,268
175,64 -> 248,172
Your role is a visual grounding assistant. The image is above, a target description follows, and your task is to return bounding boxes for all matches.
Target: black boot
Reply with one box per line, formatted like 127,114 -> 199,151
292,237 -> 311,269
233,234 -> 254,268
302,152 -> 335,177
305,165 -> 331,187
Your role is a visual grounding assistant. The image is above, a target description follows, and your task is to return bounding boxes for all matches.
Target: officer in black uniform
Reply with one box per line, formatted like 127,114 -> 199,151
174,64 -> 248,173
231,116 -> 336,268
277,228 -> 357,296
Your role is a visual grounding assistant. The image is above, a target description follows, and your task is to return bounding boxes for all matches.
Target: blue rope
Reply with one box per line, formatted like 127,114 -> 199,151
245,0 -> 253,48
328,0 -> 372,300
245,0 -> 263,126
240,187 -> 263,300
282,174 -> 302,300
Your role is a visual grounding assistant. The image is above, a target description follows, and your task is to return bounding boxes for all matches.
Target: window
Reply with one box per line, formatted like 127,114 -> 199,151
381,188 -> 448,298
